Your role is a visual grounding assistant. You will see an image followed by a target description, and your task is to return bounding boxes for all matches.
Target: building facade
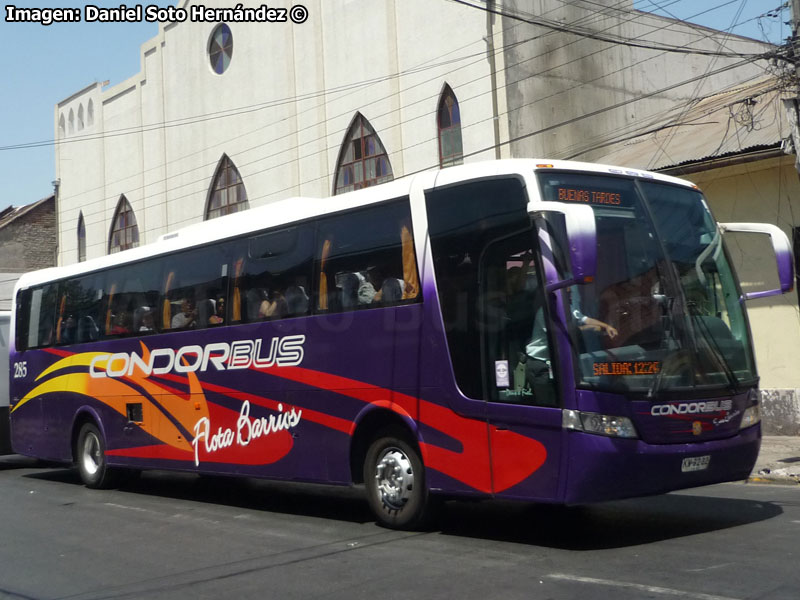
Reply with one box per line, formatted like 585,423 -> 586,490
0,196 -> 57,274
54,0 -> 770,264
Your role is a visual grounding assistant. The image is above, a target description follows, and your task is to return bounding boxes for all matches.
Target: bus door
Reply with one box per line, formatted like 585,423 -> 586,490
425,177 -> 562,500
479,231 -> 562,501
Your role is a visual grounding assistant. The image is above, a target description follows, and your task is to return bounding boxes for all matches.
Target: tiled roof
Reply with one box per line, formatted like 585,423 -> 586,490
0,195 -> 54,231
592,76 -> 789,171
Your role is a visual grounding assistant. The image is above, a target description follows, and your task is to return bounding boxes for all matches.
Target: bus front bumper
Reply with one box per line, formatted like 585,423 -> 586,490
563,424 -> 761,504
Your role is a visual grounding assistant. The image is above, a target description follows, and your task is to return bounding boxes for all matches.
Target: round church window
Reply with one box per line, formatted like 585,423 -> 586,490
209,24 -> 233,75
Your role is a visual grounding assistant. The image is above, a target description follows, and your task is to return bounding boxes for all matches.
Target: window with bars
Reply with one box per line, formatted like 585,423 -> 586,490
108,196 -> 140,254
334,114 -> 393,195
207,155 -> 249,220
437,85 -> 463,167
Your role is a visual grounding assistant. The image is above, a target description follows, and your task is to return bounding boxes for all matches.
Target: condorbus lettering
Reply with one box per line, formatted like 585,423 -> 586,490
106,353 -> 130,378
88,336 -> 306,379
277,335 -> 305,366
229,340 -> 254,369
650,400 -> 734,417
253,338 -> 279,368
201,343 -> 230,371
175,345 -> 203,373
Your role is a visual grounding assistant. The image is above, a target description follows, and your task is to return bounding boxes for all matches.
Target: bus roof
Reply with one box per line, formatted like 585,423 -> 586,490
14,159 -> 696,293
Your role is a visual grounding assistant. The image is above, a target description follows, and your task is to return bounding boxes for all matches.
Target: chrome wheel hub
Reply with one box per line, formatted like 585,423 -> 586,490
81,432 -> 101,476
375,448 -> 414,509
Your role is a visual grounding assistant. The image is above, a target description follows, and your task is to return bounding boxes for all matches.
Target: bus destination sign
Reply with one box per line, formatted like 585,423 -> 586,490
593,361 -> 661,376
557,187 -> 623,206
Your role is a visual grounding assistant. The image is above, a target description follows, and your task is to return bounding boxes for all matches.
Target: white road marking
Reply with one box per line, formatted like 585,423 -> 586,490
104,502 -> 150,513
546,573 -> 742,600
685,563 -> 733,573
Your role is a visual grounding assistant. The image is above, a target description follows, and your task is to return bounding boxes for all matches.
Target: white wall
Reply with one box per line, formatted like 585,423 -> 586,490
55,0 -> 772,266
56,0 -> 497,263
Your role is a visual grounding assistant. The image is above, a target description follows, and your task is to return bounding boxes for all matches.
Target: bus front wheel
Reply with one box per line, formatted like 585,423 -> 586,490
76,422 -> 118,489
364,431 -> 432,529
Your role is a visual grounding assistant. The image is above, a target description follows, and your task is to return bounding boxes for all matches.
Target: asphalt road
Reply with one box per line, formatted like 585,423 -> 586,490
0,455 -> 798,600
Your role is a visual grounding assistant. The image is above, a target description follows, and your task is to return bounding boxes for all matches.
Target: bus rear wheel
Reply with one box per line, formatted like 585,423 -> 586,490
364,431 -> 431,529
76,422 -> 119,489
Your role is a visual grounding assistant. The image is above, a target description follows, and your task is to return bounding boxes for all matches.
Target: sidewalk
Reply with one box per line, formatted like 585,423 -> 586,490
749,435 -> 800,485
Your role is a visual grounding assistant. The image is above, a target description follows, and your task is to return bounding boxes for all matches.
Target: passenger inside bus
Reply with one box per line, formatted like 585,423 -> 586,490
59,314 -> 77,345
208,297 -> 225,325
171,299 -> 197,329
136,308 -> 155,332
109,311 -> 132,335
257,289 -> 287,320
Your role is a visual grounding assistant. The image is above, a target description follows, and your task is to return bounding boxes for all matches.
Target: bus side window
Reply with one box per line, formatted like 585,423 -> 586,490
159,243 -> 229,330
242,225 -> 314,322
59,274 -> 104,345
23,284 -> 58,350
314,198 -> 420,314
105,258 -> 165,338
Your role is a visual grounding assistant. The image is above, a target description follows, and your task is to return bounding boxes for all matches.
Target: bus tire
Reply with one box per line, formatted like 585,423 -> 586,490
76,422 -> 118,489
364,430 -> 432,530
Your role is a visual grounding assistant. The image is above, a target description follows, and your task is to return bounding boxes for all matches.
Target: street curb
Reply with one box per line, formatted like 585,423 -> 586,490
746,475 -> 800,485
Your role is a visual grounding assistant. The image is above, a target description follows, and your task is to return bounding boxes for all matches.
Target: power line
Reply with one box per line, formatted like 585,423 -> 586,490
57,0 -> 772,226
646,0 -> 750,169
71,54 -> 764,253
449,0 -> 774,57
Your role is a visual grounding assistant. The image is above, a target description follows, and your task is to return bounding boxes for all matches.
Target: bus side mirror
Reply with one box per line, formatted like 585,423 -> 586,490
530,202 -> 597,292
719,222 -> 794,300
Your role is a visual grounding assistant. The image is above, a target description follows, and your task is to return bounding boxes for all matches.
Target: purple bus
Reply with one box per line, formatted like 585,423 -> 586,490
8,160 -> 793,528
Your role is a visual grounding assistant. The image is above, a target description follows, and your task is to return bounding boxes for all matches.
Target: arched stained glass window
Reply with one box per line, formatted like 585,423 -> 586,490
209,23 -> 233,75
206,155 -> 249,220
109,196 -> 140,254
437,85 -> 463,167
77,212 -> 86,262
334,114 -> 393,195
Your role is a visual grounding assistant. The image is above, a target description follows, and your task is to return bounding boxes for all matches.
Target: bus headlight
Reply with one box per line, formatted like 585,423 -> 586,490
739,404 -> 761,430
563,410 -> 638,439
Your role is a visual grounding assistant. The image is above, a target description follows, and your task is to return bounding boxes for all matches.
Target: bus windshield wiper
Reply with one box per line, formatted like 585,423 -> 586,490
687,301 -> 740,394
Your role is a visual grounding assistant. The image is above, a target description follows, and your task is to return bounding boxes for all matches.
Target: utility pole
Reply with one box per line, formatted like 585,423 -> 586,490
787,0 -> 800,173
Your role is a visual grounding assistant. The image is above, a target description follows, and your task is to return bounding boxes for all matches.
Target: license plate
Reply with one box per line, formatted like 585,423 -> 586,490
682,455 -> 711,472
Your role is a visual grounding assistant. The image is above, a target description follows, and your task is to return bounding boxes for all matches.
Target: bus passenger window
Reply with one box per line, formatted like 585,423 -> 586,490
105,258 -> 164,338
160,243 -> 230,330
18,284 -> 61,349
314,199 -> 419,314
242,224 -> 314,322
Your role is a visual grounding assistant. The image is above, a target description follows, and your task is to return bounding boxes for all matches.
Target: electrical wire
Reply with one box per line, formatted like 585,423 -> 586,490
55,0 -> 776,227
70,53 -> 767,253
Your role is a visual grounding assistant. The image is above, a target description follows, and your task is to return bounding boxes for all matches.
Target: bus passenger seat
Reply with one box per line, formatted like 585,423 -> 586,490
246,289 -> 265,321
197,299 -> 215,325
340,273 -> 360,309
77,316 -> 99,343
285,285 -> 309,316
380,278 -> 403,304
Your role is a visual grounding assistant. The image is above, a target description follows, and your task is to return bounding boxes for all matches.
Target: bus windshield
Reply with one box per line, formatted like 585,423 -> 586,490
538,171 -> 756,396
